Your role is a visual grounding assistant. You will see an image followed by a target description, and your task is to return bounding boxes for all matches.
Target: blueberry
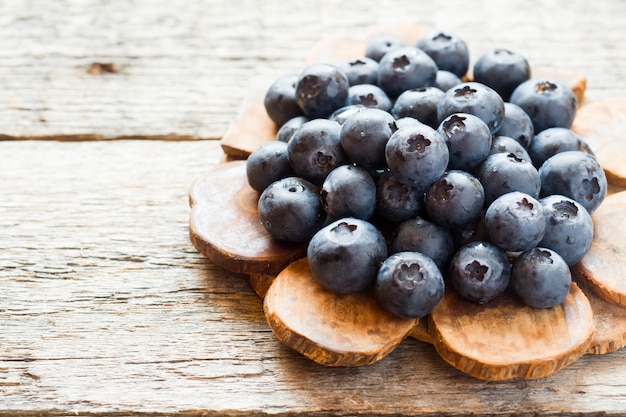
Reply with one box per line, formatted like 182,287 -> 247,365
246,140 -> 295,193
489,135 -> 532,163
415,30 -> 469,78
264,75 -> 304,127
475,152 -> 541,205
437,112 -> 492,171
295,63 -> 350,118
528,127 -> 594,169
538,195 -> 594,265
510,78 -> 577,133
511,247 -> 572,309
394,117 -> 423,130
437,82 -> 505,134
377,46 -> 438,98
390,217 -> 454,270
346,84 -> 392,111
338,57 -> 379,85
497,102 -> 534,149
340,108 -> 397,170
320,165 -> 377,220
473,48 -> 531,101
391,87 -> 445,128
375,170 -> 425,222
375,251 -> 445,318
451,214 -> 489,250
434,70 -> 463,92
308,218 -> 387,294
365,35 -> 406,62
385,122 -> 449,189
329,104 -> 366,125
538,151 -> 607,214
425,170 -> 485,230
287,119 -> 348,185
484,191 -> 545,253
276,115 -> 309,143
258,177 -> 325,243
448,241 -> 511,304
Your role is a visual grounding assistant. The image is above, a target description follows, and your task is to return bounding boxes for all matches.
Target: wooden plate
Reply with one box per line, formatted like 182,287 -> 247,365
574,191 -> 626,307
429,284 -> 594,381
573,97 -> 626,186
189,161 -> 306,275
263,258 -> 418,367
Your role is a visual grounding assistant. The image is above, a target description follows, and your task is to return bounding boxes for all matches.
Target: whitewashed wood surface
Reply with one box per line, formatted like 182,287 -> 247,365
1,0 -> 626,415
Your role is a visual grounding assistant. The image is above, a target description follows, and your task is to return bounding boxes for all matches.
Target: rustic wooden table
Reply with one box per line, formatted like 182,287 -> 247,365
2,1 -> 626,415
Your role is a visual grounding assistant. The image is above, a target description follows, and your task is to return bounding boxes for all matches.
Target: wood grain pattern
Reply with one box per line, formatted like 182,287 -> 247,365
429,284 -> 593,380
1,0 -> 625,142
575,192 -> 626,307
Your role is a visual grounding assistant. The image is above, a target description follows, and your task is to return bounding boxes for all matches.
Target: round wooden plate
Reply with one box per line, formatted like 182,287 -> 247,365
574,191 -> 626,307
189,161 -> 306,275
429,284 -> 594,381
573,97 -> 626,186
263,257 -> 418,367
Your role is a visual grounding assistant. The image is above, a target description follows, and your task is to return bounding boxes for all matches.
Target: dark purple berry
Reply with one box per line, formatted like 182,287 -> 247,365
246,140 -> 295,193
449,241 -> 511,304
538,151 -> 607,214
295,63 -> 349,118
473,48 -> 531,101
511,247 -> 572,309
425,170 -> 485,229
321,165 -> 376,220
510,78 -> 577,133
287,119 -> 348,185
391,87 -> 445,128
376,251 -> 445,318
308,218 -> 387,294
539,195 -> 593,266
258,177 -> 325,243
437,82 -> 505,134
385,122 -> 449,189
415,30 -> 469,78
484,191 -> 545,252
264,75 -> 304,127
390,217 -> 454,270
377,46 -> 438,98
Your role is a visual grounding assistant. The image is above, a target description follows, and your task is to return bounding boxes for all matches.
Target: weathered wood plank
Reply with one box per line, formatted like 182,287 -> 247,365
1,140 -> 626,415
0,0 -> 625,140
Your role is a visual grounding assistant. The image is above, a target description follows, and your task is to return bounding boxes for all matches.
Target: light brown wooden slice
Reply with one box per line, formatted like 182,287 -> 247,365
574,191 -> 626,307
572,96 -> 626,186
220,76 -> 278,160
249,273 -> 275,300
578,284 -> 626,355
408,317 -> 436,345
264,258 -> 418,367
429,284 -> 594,381
189,161 -> 305,275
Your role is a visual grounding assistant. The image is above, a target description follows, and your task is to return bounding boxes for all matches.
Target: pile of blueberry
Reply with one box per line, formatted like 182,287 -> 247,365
247,30 -> 607,318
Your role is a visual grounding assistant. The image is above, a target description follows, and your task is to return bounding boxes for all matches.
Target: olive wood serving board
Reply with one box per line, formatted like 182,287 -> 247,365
263,257 -> 418,367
